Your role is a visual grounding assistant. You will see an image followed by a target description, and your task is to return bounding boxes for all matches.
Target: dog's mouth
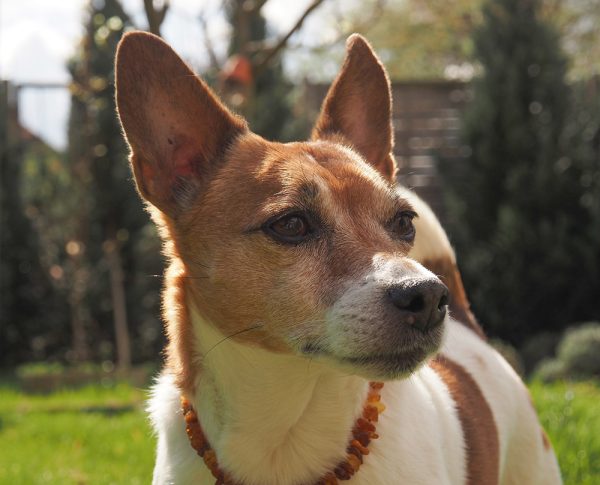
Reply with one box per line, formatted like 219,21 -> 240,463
339,348 -> 430,377
300,342 -> 438,379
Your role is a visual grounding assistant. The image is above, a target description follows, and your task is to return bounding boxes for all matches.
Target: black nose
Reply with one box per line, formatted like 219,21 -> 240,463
386,279 -> 449,332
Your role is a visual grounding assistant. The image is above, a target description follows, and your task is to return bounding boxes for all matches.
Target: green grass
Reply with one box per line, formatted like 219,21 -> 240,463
0,383 -> 154,484
530,380 -> 600,485
0,379 -> 597,484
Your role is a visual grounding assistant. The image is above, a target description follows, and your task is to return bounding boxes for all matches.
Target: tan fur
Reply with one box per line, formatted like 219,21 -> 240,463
430,355 -> 500,485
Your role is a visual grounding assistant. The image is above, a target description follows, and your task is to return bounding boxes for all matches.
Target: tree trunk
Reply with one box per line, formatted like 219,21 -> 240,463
104,239 -> 131,371
68,254 -> 91,363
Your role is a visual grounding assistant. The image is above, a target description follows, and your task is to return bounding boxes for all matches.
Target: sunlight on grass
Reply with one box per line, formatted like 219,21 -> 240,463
0,379 -> 597,483
0,383 -> 154,484
530,380 -> 600,485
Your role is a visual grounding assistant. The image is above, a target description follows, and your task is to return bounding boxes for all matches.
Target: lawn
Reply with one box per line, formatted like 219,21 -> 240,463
0,379 -> 597,484
530,380 -> 600,485
0,383 -> 154,484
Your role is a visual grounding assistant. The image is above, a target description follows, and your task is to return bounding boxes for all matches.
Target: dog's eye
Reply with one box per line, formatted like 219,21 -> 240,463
266,213 -> 312,243
390,211 -> 416,242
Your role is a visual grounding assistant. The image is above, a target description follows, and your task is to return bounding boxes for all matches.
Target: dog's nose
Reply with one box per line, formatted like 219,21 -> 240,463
386,279 -> 449,332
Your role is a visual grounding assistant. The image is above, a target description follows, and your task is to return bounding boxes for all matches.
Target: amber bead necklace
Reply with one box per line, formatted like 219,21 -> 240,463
181,381 -> 385,485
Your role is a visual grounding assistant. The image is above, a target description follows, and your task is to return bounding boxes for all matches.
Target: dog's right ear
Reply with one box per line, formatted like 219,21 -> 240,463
115,32 -> 247,216
312,34 -> 396,182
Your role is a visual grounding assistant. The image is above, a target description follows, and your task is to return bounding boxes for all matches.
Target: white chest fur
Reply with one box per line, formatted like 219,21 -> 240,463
149,317 -> 471,485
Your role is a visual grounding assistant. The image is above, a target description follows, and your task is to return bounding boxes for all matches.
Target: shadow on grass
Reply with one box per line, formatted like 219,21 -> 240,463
41,404 -> 138,415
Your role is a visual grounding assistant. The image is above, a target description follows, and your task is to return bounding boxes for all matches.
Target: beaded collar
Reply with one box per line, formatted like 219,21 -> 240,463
181,381 -> 385,485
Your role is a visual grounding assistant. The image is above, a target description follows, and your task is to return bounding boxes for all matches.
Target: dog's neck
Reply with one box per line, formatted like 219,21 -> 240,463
188,306 -> 369,485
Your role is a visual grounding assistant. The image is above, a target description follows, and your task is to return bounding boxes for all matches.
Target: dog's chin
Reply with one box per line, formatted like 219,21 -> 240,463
335,348 -> 433,380
300,339 -> 442,380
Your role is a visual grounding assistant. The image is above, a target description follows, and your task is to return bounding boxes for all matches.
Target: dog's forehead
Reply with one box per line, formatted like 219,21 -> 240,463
256,140 -> 395,207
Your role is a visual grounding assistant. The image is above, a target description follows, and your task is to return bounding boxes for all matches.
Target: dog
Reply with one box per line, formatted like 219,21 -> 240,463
115,31 -> 561,485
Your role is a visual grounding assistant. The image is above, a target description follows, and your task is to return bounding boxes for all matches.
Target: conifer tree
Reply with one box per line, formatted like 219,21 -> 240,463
442,0 -> 600,342
66,0 -> 162,366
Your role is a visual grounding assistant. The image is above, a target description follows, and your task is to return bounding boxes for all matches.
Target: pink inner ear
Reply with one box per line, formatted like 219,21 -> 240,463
170,135 -> 204,178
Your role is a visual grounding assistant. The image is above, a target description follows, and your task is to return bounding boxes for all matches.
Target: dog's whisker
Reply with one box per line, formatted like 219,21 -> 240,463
143,274 -> 211,280
204,323 -> 265,357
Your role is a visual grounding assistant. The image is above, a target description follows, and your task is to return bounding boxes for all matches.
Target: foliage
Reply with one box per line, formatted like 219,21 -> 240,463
520,331 -> 562,375
557,323 -> 600,377
0,83 -> 69,365
534,322 -> 600,381
62,0 -> 163,364
530,379 -> 600,484
441,0 -> 600,344
348,0 -> 600,81
354,0 -> 483,80
535,358 -> 567,383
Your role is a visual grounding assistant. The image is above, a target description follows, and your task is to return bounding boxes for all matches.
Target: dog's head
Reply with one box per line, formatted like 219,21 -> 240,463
115,32 -> 448,380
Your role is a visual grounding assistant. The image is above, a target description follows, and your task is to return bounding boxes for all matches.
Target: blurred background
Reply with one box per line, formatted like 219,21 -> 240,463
1,0 -> 599,483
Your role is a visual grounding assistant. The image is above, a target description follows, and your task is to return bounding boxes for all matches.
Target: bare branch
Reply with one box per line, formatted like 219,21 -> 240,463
253,0 -> 326,75
266,0 -> 386,58
143,0 -> 170,36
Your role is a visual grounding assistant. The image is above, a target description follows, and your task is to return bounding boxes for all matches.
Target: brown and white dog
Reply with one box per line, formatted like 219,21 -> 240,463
115,31 -> 561,485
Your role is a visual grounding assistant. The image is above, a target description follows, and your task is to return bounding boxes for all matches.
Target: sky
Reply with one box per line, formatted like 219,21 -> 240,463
0,0 -> 338,149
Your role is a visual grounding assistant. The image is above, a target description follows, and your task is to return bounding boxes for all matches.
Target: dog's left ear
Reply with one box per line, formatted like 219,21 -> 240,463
115,31 -> 247,217
312,34 -> 396,182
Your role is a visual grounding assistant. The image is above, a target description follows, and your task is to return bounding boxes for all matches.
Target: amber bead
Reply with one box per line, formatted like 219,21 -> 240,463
318,472 -> 339,485
372,401 -> 386,414
356,417 -> 376,432
351,439 -> 370,455
347,453 -> 362,472
363,405 -> 379,422
185,411 -> 198,424
353,430 -> 370,447
346,445 -> 364,463
334,463 -> 353,480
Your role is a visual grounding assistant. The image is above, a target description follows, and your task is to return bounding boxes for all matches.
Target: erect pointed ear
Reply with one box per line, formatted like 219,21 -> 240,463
115,31 -> 247,216
312,34 -> 396,182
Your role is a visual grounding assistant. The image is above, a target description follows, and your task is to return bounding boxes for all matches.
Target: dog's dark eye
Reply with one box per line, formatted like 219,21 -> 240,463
390,211 -> 416,242
266,213 -> 312,243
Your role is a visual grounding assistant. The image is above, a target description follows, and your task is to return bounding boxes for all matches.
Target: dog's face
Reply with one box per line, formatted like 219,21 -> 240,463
115,33 -> 448,379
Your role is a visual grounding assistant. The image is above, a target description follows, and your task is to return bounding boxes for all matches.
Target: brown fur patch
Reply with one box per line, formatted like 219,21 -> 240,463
430,355 -> 499,485
421,257 -> 486,339
541,429 -> 551,450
